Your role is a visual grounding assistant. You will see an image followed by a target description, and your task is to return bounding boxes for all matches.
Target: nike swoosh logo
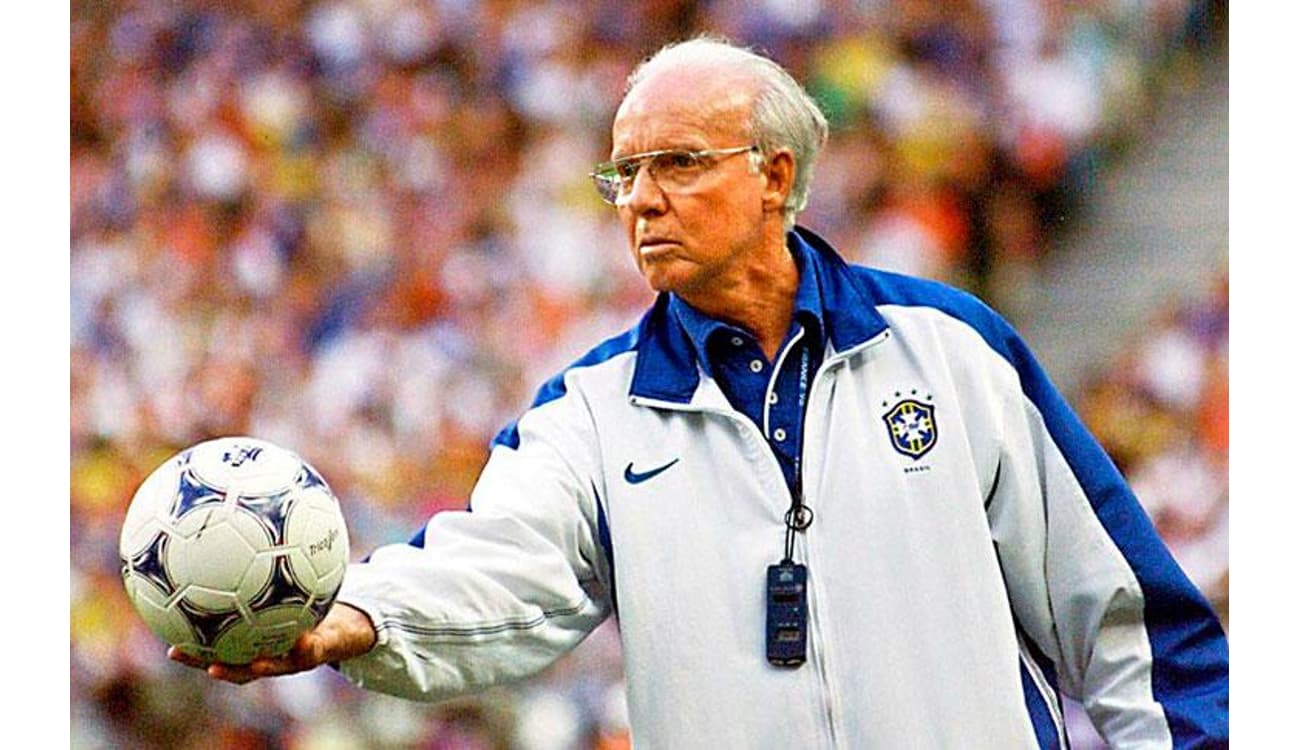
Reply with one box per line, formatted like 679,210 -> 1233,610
623,458 -> 680,485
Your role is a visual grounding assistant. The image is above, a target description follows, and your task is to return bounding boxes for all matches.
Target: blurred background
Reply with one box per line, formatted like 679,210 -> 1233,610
70,0 -> 1227,747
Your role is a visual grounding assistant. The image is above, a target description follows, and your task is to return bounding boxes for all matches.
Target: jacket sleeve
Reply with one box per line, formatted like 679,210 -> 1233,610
984,330 -> 1228,748
332,380 -> 613,702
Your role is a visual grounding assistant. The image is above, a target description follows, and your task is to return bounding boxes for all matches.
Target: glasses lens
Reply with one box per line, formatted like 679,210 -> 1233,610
590,167 -> 621,205
650,151 -> 704,191
614,158 -> 643,182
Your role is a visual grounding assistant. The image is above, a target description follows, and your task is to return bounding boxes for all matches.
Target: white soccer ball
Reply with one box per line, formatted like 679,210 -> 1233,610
119,436 -> 350,664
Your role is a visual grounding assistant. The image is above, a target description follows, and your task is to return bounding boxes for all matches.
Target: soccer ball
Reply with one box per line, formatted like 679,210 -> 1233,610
119,436 -> 350,664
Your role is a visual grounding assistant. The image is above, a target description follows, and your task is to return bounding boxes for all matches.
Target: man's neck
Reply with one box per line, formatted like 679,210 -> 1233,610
679,236 -> 800,361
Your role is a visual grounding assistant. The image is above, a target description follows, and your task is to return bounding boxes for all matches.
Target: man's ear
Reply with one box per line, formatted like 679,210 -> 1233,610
761,149 -> 795,214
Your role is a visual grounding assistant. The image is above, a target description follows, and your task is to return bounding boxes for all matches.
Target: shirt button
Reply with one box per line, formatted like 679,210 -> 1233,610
731,336 -> 744,347
773,428 -> 787,442
749,359 -> 763,373
768,392 -> 779,405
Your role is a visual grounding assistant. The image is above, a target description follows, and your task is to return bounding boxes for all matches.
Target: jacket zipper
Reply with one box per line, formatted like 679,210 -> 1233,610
798,330 -> 891,748
798,528 -> 839,747
799,357 -> 837,747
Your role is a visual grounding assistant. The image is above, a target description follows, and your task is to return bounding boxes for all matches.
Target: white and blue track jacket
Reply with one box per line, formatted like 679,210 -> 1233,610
336,228 -> 1229,748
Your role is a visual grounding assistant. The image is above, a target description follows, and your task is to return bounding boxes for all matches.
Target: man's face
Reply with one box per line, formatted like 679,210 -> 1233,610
609,67 -> 777,298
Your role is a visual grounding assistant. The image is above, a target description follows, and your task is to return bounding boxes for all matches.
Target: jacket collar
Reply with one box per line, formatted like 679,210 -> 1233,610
629,226 -> 889,403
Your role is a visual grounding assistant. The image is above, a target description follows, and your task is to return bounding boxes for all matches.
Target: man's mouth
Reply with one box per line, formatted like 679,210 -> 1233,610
638,238 -> 677,257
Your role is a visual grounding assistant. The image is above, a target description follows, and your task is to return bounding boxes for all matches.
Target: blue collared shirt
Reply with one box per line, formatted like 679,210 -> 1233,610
669,237 -> 826,494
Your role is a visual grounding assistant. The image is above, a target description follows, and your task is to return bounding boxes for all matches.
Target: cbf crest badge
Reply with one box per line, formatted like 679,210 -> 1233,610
882,396 -> 938,460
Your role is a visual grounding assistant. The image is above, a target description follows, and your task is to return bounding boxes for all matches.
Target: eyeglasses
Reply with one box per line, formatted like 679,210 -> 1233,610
589,145 -> 759,206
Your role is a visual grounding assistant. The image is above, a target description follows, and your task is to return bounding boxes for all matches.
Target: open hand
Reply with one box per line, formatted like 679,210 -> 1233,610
169,602 -> 377,684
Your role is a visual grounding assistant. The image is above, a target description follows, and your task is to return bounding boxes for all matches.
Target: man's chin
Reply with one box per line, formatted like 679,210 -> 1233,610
639,258 -> 688,294
644,274 -> 679,294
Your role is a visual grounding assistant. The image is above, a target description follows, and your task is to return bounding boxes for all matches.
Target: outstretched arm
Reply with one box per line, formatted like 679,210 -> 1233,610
169,368 -> 612,700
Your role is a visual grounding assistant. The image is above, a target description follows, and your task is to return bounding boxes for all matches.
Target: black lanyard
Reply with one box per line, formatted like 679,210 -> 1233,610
782,343 -> 814,564
769,342 -> 813,668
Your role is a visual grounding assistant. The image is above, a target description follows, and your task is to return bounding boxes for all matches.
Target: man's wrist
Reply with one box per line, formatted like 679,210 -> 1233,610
323,601 -> 379,664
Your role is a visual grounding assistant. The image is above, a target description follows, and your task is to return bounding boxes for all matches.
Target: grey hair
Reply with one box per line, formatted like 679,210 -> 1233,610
625,36 -> 830,229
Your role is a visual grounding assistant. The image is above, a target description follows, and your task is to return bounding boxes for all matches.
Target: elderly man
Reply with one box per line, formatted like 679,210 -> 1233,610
177,37 -> 1228,748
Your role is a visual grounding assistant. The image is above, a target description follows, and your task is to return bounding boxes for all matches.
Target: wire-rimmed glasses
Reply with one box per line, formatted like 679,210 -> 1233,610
589,145 -> 759,206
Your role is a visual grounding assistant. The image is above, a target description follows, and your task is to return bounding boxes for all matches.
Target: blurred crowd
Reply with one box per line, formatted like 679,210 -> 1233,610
70,0 -> 1226,747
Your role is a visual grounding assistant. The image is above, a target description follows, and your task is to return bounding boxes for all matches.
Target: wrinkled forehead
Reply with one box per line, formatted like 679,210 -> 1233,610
611,62 -> 757,153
